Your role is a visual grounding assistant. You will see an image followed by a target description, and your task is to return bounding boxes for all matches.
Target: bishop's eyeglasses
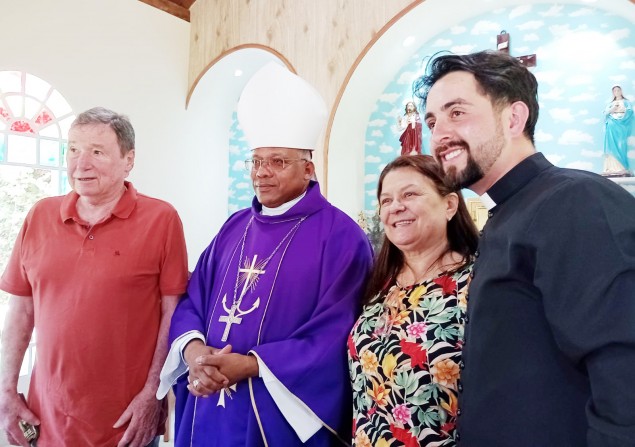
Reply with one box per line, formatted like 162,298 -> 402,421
244,157 -> 309,172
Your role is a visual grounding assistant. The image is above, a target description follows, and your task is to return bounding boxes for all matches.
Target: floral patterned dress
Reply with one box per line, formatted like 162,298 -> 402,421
348,263 -> 472,447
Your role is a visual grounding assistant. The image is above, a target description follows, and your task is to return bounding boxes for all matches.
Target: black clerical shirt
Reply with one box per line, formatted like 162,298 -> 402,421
458,153 -> 635,446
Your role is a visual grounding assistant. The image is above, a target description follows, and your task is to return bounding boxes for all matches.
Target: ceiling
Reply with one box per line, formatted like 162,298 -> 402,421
139,0 -> 197,22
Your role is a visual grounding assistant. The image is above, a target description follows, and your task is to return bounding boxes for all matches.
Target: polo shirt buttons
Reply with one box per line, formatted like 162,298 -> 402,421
457,408 -> 462,416
464,315 -> 469,324
458,382 -> 463,392
459,360 -> 465,370
474,250 -> 479,258
478,230 -> 483,237
88,235 -> 94,240
488,211 -> 493,218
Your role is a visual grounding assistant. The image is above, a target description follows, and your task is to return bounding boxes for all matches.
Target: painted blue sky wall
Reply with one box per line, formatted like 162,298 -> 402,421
228,110 -> 253,215
363,4 -> 635,211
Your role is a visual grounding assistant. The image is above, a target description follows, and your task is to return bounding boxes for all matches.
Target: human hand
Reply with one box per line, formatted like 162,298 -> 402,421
185,342 -> 230,397
194,349 -> 259,387
0,391 -> 39,447
113,386 -> 161,447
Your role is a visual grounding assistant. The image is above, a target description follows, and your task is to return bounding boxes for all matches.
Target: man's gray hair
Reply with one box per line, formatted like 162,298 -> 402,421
71,107 -> 135,156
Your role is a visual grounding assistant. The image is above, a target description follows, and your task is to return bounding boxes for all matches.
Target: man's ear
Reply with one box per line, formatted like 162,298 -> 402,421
304,160 -> 315,180
508,101 -> 529,138
125,149 -> 135,175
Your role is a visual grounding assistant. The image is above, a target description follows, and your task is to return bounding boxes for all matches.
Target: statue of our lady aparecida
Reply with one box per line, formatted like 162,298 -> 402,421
602,85 -> 634,177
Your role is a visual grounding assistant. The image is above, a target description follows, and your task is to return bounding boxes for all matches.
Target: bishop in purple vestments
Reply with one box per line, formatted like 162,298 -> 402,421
158,63 -> 373,446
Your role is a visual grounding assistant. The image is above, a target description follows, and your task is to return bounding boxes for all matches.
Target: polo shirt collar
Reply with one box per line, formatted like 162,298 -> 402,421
61,181 -> 137,223
482,152 -> 552,210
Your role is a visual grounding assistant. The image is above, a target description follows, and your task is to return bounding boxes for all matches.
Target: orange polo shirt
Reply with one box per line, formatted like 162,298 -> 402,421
0,182 -> 188,446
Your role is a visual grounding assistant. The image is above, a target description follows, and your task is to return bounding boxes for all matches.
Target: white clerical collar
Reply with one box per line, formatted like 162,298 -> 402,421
261,191 -> 307,216
480,192 -> 497,210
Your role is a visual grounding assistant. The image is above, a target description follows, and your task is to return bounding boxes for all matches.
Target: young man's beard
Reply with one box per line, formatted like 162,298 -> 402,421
443,152 -> 484,190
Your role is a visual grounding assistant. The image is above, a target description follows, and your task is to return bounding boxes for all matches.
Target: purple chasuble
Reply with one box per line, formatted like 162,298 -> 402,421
169,182 -> 373,447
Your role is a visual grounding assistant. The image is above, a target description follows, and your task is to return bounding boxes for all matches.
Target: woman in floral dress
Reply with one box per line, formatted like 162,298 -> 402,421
349,155 -> 478,446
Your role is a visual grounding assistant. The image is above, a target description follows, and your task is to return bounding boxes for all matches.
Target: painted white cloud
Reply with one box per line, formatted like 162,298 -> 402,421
366,141 -> 377,146
535,129 -> 554,143
365,156 -> 381,163
238,194 -> 252,201
228,189 -> 235,198
514,46 -> 531,54
229,145 -> 241,155
365,173 -> 379,184
371,130 -> 383,138
232,160 -> 245,171
581,149 -> 602,158
534,70 -> 561,86
379,144 -> 397,154
620,60 -> 635,70
366,190 -> 376,196
609,75 -> 628,84
540,87 -> 564,101
570,93 -> 597,102
629,136 -> 635,148
569,7 -> 593,17
567,75 -> 593,86
383,107 -> 401,118
397,71 -> 417,85
549,24 -> 572,36
368,119 -> 387,127
451,44 -> 478,55
617,47 -> 635,57
540,5 -> 563,17
558,129 -> 594,145
509,5 -> 531,19
609,28 -> 631,42
471,20 -> 501,35
549,108 -> 576,123
565,161 -> 594,171
235,182 -> 250,189
578,109 -> 589,116
583,118 -> 600,125
450,26 -> 466,35
544,153 -> 565,164
433,38 -> 452,47
379,93 -> 400,104
518,20 -> 544,31
370,199 -> 379,207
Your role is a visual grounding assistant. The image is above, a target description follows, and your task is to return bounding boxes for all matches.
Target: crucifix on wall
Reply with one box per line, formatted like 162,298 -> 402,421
497,30 -> 537,67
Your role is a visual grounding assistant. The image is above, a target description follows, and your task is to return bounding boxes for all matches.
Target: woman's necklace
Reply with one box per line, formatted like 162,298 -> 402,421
218,215 -> 307,341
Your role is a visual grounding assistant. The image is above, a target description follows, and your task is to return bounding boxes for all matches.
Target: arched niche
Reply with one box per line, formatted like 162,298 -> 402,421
328,0 -> 635,218
182,47 -> 291,257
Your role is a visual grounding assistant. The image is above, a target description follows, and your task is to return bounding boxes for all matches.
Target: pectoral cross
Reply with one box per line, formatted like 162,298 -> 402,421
219,255 -> 264,341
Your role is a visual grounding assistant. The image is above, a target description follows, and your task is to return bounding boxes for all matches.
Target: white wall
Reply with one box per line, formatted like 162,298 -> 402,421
0,0 -> 225,267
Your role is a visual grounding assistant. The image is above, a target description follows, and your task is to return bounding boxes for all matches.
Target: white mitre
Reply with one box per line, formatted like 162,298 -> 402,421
237,62 -> 328,151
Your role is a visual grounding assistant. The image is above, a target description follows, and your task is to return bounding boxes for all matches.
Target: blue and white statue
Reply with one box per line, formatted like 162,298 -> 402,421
603,85 -> 634,177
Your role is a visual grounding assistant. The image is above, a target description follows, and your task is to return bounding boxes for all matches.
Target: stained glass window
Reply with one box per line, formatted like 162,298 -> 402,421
0,71 -> 75,309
